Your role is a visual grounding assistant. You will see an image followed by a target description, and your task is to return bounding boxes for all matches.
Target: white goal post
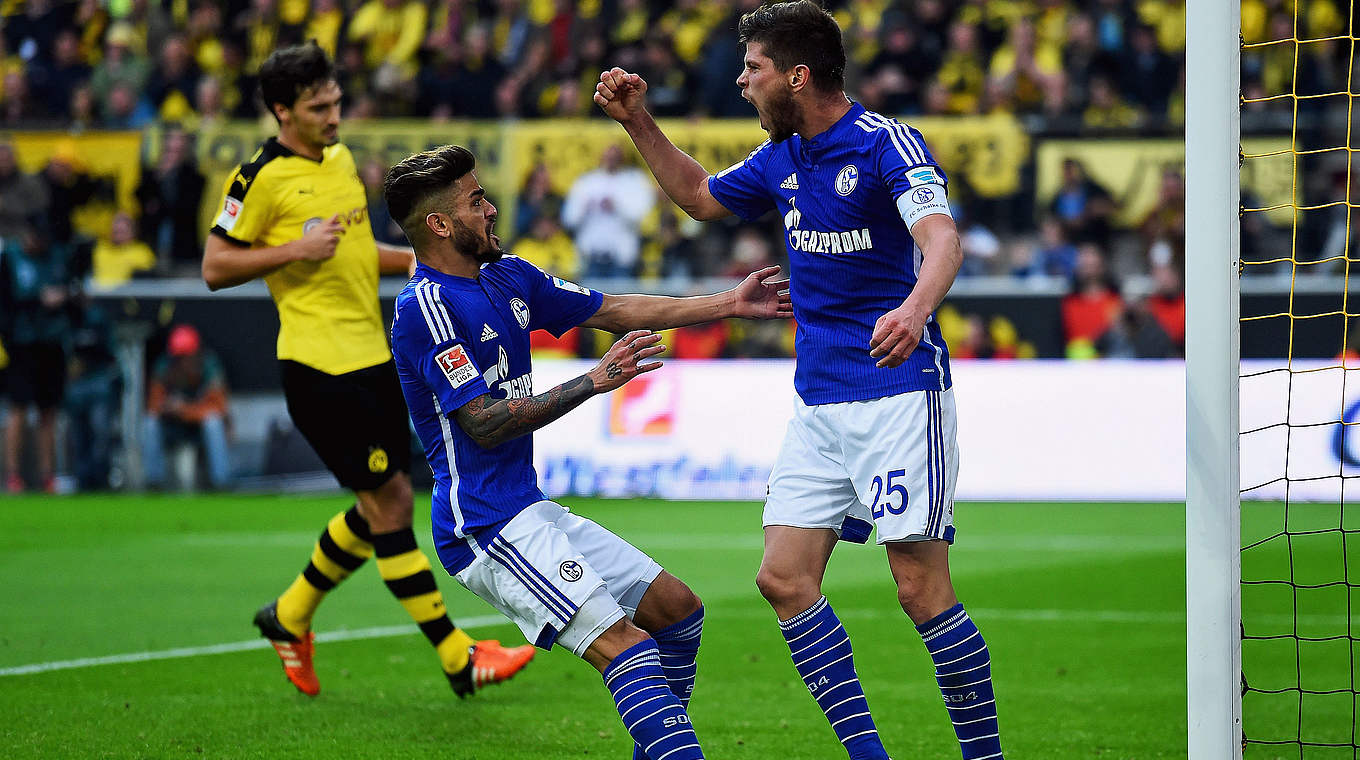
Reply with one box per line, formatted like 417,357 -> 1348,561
1185,0 -> 1243,757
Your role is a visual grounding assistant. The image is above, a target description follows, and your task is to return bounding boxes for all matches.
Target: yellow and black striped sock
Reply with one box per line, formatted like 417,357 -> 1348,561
275,506 -> 374,638
372,528 -> 475,674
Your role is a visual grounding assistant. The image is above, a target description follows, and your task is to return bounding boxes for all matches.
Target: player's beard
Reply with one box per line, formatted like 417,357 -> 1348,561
454,219 -> 502,264
762,87 -> 799,143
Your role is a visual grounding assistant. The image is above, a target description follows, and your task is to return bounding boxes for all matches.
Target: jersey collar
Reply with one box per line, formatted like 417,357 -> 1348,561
800,101 -> 865,150
414,261 -> 482,289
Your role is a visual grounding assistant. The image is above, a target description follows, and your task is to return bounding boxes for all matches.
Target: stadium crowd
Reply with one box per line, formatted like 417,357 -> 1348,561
0,0 -> 1347,492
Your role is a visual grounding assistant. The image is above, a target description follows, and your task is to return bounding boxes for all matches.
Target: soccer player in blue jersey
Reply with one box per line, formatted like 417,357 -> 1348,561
383,144 -> 791,760
594,3 -> 1003,759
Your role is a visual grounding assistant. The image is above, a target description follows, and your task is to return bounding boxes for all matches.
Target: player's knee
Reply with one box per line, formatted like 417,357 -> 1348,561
755,566 -> 811,608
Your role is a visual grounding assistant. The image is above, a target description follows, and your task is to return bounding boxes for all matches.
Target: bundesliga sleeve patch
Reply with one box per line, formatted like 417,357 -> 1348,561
215,197 -> 243,232
436,345 -> 480,389
551,276 -> 590,295
905,166 -> 945,188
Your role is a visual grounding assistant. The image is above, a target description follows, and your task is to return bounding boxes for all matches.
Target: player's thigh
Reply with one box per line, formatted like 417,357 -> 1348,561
836,388 -> 960,544
765,399 -> 870,542
554,506 -> 667,620
456,501 -> 627,657
280,359 -> 411,492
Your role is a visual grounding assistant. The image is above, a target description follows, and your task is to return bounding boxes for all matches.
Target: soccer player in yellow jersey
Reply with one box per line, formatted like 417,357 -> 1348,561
201,42 -> 534,698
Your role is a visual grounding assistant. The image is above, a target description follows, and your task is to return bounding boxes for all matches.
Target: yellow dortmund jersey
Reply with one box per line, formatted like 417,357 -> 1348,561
210,138 -> 390,375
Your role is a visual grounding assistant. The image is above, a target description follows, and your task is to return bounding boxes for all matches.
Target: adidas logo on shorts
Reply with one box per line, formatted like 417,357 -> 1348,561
481,324 -> 498,342
780,173 -> 799,190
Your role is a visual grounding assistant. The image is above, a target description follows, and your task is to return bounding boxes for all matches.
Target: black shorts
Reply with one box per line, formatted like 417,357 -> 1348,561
280,359 -> 412,492
8,343 -> 66,410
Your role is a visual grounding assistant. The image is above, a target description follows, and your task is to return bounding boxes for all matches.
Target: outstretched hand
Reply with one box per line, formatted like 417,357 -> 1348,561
593,67 -> 648,124
587,330 -> 665,394
731,266 -> 793,320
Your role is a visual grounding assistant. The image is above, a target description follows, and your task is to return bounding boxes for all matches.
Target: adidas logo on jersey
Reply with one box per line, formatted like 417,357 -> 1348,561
481,324 -> 498,342
780,173 -> 799,190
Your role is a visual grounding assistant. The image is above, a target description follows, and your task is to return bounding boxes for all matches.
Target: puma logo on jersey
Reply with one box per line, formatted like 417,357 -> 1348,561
780,172 -> 799,190
480,324 -> 498,342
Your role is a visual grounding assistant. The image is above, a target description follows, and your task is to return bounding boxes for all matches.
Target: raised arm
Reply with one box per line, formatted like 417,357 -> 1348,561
580,266 -> 792,333
202,215 -> 342,291
594,68 -> 731,222
453,330 -> 664,449
376,241 -> 416,277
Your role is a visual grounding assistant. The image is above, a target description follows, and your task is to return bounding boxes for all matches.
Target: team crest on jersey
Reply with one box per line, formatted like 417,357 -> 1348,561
367,447 -> 388,473
436,345 -> 478,388
835,165 -> 859,196
559,561 -> 583,582
510,298 -> 530,329
912,187 -> 936,205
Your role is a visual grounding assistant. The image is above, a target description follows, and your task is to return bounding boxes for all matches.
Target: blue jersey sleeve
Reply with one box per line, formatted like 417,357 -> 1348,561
506,256 -> 604,337
707,140 -> 776,222
870,121 -> 949,202
392,290 -> 491,415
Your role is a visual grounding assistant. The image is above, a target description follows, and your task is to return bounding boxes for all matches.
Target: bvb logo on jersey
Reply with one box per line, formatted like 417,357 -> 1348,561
367,446 -> 389,473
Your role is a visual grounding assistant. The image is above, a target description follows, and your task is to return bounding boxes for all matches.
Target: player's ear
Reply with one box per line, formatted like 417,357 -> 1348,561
790,65 -> 810,91
425,211 -> 451,239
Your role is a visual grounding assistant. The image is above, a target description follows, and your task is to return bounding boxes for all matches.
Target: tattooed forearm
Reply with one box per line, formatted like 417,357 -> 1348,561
455,374 -> 596,448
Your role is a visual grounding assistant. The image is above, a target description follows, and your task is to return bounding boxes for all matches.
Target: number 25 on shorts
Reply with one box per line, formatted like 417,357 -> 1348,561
868,469 -> 908,519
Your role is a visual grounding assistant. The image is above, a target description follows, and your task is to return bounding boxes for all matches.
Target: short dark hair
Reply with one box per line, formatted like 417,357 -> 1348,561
737,1 -> 845,93
383,145 -> 477,237
258,41 -> 335,119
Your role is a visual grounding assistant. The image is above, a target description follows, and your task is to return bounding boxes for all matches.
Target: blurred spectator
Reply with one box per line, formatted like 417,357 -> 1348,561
1120,24 -> 1177,115
1,219 -> 75,494
1012,216 -> 1078,279
515,215 -> 579,280
144,34 -> 200,123
863,17 -> 938,114
987,18 -> 1064,115
0,142 -> 50,242
561,144 -> 655,279
348,0 -> 427,103
720,227 -> 778,280
135,128 -> 205,271
40,144 -> 103,245
1,68 -> 44,124
88,23 -> 150,120
1144,263 -> 1186,350
143,324 -> 231,491
1140,168 -> 1186,267
1061,244 -> 1124,357
515,162 -> 564,238
1082,74 -> 1140,129
102,81 -> 155,128
26,28 -> 90,119
1050,158 -> 1116,247
934,21 -> 986,114
1096,299 -> 1175,358
91,211 -> 155,289
65,298 -> 121,490
360,158 -> 406,246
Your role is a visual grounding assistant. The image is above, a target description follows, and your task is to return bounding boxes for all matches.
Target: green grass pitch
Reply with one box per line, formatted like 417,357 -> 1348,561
0,495 -> 1342,759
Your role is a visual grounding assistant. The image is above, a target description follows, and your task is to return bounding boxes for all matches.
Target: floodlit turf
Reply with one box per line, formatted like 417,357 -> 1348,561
0,494 -> 1221,759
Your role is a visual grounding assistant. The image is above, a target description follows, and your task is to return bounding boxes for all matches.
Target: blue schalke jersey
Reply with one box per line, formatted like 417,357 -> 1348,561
391,256 -> 603,573
708,102 -> 953,404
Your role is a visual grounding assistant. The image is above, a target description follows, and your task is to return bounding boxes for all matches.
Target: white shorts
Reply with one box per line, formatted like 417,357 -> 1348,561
765,389 -> 959,545
455,500 -> 663,656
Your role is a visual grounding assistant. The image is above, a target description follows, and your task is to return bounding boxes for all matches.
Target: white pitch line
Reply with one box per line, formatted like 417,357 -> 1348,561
0,614 -> 511,677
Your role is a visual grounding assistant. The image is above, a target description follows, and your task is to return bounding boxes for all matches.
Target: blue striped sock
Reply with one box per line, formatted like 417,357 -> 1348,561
779,597 -> 889,760
917,604 -> 1002,760
634,607 -> 705,760
604,639 -> 704,760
